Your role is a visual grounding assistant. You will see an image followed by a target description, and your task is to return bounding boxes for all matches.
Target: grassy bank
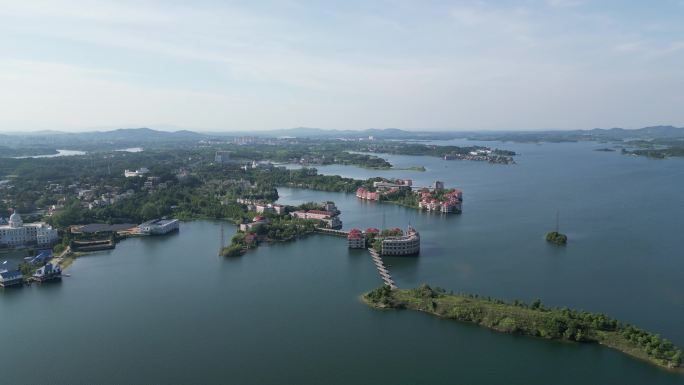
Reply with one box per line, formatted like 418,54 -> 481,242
363,285 -> 682,370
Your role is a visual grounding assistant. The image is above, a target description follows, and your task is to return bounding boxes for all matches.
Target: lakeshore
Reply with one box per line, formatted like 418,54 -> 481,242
2,141 -> 684,384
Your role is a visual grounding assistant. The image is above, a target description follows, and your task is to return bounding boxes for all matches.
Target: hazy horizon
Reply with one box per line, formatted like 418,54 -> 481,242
2,1 -> 683,132
2,124 -> 683,135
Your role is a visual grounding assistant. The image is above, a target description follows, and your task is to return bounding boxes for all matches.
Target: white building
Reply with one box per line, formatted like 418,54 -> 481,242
0,212 -> 59,248
124,167 -> 150,178
139,219 -> 179,235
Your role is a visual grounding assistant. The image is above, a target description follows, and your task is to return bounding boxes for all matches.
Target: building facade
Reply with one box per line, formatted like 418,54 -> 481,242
0,212 -> 59,248
347,229 -> 366,249
139,219 -> 179,235
380,227 -> 420,256
0,270 -> 23,287
290,210 -> 342,229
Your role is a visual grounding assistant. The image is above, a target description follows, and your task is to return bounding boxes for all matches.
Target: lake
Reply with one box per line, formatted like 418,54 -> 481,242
12,149 -> 87,159
1,140 -> 683,384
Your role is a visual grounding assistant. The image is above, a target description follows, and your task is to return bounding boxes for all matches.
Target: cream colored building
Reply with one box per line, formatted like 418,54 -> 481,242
0,212 -> 59,248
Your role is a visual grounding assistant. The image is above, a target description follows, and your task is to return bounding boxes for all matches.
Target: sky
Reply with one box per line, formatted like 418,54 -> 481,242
1,0 -> 683,132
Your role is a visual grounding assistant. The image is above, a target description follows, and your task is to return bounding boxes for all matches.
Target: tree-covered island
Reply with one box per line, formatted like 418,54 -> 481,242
546,231 -> 568,245
364,285 -> 683,370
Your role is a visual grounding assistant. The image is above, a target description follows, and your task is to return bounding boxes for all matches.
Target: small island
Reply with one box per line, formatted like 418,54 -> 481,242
546,231 -> 568,245
364,285 -> 683,370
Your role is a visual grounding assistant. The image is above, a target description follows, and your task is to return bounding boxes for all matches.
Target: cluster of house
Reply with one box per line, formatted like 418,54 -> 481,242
142,176 -> 168,191
356,179 -> 413,201
347,226 -> 421,256
417,182 -> 463,213
0,249 -> 62,287
238,201 -> 342,231
443,149 -> 515,164
80,188 -> 136,210
236,199 -> 287,215
239,161 -> 285,171
239,215 -> 269,231
0,211 -> 58,248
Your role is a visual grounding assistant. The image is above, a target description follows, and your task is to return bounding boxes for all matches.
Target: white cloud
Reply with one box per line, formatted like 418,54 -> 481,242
0,0 -> 682,131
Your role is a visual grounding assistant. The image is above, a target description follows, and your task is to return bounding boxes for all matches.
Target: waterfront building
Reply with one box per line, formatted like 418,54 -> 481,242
356,187 -> 380,201
290,210 -> 342,229
25,250 -> 53,265
418,188 -> 462,213
124,167 -> 149,178
0,269 -> 23,287
347,229 -> 366,249
0,211 -> 59,248
321,201 -> 339,214
373,179 -> 412,190
240,216 -> 269,231
380,227 -> 420,256
33,263 -> 62,282
139,219 -> 179,235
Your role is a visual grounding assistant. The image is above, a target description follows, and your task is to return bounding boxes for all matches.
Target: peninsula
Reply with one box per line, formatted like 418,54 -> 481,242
363,285 -> 682,370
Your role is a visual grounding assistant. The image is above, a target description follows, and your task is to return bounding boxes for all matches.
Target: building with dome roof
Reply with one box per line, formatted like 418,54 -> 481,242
0,210 -> 58,248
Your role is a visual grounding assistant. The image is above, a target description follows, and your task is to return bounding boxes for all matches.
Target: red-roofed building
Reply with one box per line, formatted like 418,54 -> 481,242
347,228 -> 366,248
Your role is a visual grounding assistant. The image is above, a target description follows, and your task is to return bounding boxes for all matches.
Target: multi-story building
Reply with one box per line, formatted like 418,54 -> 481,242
255,203 -> 274,214
239,216 -> 269,231
290,210 -> 342,229
418,188 -> 462,213
0,212 -> 59,248
347,229 -> 366,249
380,227 -> 420,256
356,187 -> 380,201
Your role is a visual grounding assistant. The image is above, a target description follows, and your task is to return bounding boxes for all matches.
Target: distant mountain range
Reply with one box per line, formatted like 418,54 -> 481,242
1,126 -> 683,151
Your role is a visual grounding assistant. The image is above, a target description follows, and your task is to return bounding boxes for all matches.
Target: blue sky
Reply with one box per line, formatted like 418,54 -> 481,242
1,0 -> 683,132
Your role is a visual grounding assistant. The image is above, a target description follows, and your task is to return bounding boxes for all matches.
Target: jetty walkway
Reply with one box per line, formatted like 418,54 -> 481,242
313,227 -> 397,289
369,249 -> 397,289
314,227 -> 349,237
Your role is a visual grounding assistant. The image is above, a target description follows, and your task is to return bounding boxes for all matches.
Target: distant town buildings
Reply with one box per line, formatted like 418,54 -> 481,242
0,211 -> 58,248
124,167 -> 149,178
214,151 -> 231,164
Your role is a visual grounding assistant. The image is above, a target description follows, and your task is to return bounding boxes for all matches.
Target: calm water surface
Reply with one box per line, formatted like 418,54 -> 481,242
1,141 -> 683,384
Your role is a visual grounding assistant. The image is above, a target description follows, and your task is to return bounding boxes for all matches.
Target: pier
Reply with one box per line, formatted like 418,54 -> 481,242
314,227 -> 349,237
369,249 -> 397,289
